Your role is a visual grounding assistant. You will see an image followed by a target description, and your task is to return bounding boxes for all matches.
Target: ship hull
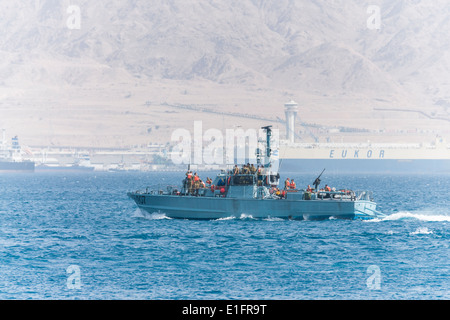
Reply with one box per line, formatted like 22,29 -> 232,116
280,158 -> 450,174
35,165 -> 95,172
127,192 -> 381,220
0,161 -> 35,173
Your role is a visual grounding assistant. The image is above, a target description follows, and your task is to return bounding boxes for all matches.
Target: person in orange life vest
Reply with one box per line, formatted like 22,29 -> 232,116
185,170 -> 193,194
290,179 -> 296,190
191,172 -> 199,194
325,184 -> 331,192
284,178 -> 290,190
307,185 -> 313,192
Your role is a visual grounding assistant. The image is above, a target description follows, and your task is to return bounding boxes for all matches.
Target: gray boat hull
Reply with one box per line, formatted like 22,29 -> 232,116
0,161 -> 35,173
127,192 -> 382,220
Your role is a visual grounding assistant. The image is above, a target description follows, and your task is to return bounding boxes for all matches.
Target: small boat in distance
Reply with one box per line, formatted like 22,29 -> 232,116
128,126 -> 386,220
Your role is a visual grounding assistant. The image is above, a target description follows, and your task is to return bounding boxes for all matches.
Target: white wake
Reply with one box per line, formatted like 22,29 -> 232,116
381,211 -> 450,222
131,208 -> 172,220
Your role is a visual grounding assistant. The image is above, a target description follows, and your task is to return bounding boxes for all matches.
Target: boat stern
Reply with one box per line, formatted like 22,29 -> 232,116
354,200 -> 386,220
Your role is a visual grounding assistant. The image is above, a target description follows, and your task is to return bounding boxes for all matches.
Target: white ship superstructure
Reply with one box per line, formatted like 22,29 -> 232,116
0,129 -> 35,172
281,138 -> 450,161
278,101 -> 450,173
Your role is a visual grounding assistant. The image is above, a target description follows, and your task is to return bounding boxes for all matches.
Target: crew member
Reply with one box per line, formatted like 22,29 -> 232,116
284,178 -> 290,190
188,172 -> 197,195
185,170 -> 193,195
325,184 -> 331,192
188,179 -> 194,195
233,165 -> 239,175
290,179 -> 296,190
275,188 -> 281,197
193,174 -> 201,195
257,166 -> 263,186
307,185 -> 313,192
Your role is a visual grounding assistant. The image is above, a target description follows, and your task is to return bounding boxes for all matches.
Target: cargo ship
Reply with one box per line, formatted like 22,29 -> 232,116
0,130 -> 35,173
278,138 -> 450,174
279,100 -> 450,174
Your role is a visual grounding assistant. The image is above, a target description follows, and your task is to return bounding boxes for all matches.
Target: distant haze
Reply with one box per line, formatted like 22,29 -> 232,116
1,0 -> 449,148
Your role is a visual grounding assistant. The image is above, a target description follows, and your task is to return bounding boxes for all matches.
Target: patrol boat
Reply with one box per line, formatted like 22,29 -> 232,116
128,126 -> 385,220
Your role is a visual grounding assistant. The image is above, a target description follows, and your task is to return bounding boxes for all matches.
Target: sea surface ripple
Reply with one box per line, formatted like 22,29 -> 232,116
0,172 -> 449,299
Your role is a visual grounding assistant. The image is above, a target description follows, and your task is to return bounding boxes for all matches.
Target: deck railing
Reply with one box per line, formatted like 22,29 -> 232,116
132,185 -> 375,202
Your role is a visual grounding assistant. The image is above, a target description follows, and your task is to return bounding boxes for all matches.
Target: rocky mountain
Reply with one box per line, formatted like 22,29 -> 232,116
0,0 -> 449,147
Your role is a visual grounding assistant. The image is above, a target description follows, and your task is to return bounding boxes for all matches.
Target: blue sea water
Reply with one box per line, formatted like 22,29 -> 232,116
0,171 -> 449,300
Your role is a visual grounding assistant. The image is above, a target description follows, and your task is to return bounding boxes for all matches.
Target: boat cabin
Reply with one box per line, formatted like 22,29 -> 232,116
180,170 -> 281,199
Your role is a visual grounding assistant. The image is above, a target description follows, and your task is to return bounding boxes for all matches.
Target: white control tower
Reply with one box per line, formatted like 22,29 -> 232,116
284,100 -> 298,143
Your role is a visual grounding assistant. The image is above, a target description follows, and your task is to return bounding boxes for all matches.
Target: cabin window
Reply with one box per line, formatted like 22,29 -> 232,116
232,175 -> 254,186
269,174 -> 279,183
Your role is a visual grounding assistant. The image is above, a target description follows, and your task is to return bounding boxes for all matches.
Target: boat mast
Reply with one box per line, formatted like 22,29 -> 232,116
261,125 -> 272,169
